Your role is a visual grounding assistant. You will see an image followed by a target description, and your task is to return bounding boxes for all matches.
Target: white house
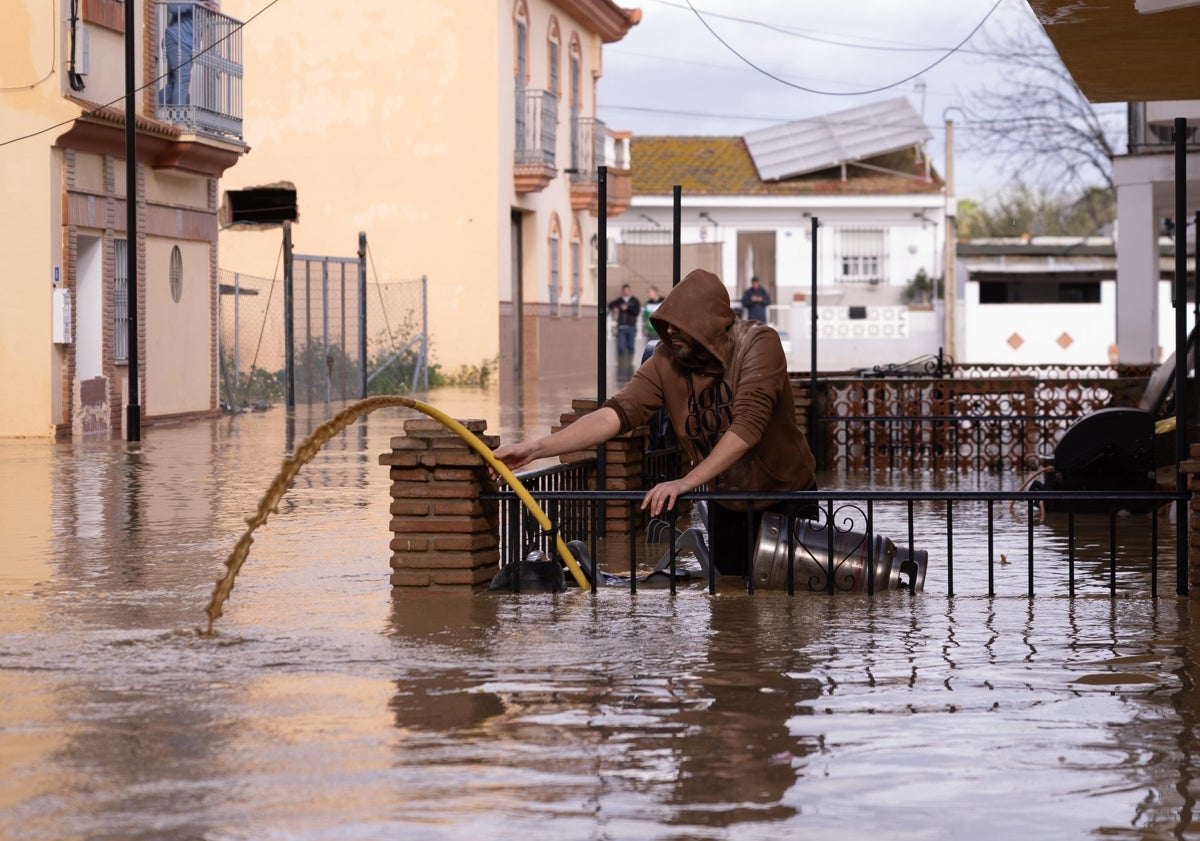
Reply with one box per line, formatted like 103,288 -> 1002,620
605,97 -> 948,373
957,236 -> 1195,366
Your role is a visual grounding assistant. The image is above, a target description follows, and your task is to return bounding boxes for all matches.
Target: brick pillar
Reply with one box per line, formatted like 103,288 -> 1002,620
1184,443 -> 1200,595
380,417 -> 500,589
554,397 -> 648,536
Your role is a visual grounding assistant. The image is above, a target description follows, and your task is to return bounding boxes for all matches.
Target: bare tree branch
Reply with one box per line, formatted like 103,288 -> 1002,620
961,21 -> 1122,197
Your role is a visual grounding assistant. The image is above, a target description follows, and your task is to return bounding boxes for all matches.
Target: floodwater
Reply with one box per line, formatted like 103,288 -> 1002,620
3,387 -> 1200,840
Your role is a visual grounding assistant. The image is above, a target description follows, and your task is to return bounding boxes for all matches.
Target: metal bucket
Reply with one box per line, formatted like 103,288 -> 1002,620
753,513 -> 928,593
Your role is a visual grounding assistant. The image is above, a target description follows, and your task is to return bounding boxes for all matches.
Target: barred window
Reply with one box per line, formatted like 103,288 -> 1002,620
114,237 -> 129,362
836,228 -> 886,285
570,237 -> 581,317
548,217 -> 561,316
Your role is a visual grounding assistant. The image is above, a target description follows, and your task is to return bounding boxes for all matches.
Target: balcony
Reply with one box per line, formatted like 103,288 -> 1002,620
154,1 -> 244,142
569,120 -> 631,216
1127,101 -> 1200,155
514,88 -> 557,193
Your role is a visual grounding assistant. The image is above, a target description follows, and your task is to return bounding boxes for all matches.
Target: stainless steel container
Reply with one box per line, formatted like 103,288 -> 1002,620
753,513 -> 928,593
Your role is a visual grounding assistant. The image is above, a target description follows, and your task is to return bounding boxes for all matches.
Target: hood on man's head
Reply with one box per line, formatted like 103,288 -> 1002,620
649,269 -> 736,370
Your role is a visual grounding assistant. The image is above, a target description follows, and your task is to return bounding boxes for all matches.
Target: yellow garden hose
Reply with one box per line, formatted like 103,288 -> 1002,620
203,395 -> 590,635
405,398 -> 591,592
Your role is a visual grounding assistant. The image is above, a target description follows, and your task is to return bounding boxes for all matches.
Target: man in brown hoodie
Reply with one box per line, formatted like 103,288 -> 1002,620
492,268 -> 818,577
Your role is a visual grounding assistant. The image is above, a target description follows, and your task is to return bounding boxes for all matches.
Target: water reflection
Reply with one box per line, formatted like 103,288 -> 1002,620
2,392 -> 1200,838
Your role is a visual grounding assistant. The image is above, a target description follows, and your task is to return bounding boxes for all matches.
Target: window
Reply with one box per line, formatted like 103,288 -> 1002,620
979,281 -> 1008,304
570,221 -> 582,317
114,237 -> 129,362
547,18 -> 560,98
514,1 -> 529,88
549,214 -> 561,315
836,228 -> 886,284
569,36 -> 582,169
1059,282 -> 1101,304
169,245 -> 183,303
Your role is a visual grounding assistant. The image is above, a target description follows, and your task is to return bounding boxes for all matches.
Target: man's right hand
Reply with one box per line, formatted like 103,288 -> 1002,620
490,442 -> 537,481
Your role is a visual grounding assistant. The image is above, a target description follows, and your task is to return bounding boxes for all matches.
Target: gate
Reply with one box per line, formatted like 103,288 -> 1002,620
218,232 -> 428,410
291,252 -> 366,405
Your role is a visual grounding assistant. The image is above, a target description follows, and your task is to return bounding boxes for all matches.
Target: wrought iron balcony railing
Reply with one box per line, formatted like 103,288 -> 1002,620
154,1 -> 244,142
515,87 -> 557,167
568,116 -> 606,183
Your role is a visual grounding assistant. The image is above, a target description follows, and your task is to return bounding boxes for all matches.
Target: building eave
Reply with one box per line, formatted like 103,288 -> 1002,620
552,0 -> 641,42
1027,0 -> 1200,101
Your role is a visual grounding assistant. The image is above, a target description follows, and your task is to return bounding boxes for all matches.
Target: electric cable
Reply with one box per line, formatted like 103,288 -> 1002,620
240,240 -> 284,406
649,0 -> 997,57
682,0 -> 1003,97
1,0 -> 59,92
0,0 -> 284,149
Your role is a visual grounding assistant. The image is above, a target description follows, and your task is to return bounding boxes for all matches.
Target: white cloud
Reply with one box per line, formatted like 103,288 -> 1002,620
598,0 -> 1058,200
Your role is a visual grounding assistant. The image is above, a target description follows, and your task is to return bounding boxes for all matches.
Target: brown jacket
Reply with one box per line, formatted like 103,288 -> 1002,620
603,269 -> 816,510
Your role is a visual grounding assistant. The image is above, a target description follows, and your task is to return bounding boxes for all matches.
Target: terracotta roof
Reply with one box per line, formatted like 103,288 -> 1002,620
631,135 -> 943,197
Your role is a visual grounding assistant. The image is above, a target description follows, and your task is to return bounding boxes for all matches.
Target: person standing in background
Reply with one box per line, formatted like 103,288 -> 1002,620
741,276 -> 771,324
642,285 -> 664,339
608,284 -> 641,370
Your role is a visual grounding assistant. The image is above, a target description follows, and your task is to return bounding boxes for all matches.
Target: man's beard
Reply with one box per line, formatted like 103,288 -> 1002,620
669,337 -> 710,367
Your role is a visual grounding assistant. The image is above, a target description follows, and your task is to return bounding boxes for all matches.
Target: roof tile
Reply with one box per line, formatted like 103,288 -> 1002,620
631,136 -> 942,196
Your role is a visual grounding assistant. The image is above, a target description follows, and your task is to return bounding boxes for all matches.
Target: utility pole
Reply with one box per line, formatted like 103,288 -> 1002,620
943,117 -> 957,360
283,221 -> 295,407
124,0 -> 140,441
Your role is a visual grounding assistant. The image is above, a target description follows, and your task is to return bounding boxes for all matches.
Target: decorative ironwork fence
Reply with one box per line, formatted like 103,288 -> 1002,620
802,366 -> 1155,473
482,364 -> 1185,597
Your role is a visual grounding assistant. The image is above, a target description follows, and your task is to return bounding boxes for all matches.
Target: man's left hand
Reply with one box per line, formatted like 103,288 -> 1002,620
641,479 -> 691,517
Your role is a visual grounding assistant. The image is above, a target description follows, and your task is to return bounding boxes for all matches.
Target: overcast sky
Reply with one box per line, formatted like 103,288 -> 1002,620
596,0 -> 1110,204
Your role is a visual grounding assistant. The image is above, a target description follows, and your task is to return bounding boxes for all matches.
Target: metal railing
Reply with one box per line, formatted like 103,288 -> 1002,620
515,88 -> 557,167
807,372 -> 1150,473
154,1 -> 243,140
568,116 -> 606,183
485,485 -> 1184,598
495,459 -> 597,574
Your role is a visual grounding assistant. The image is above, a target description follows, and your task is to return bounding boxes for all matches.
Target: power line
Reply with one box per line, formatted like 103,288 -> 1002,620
0,0 -> 284,149
0,0 -> 58,92
648,0 -> 996,57
682,0 -> 1004,96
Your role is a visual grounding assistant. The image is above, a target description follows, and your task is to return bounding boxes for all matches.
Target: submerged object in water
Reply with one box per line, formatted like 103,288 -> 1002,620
488,550 -> 566,593
1028,407 -> 1158,514
753,513 -> 928,593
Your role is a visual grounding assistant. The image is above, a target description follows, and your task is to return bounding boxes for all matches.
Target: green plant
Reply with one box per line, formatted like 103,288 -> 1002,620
902,268 -> 942,305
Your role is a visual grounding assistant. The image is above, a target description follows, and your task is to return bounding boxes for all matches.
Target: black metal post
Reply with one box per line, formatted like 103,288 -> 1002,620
1174,117 -> 1189,595
124,0 -> 140,441
672,185 -> 681,287
358,231 -> 368,398
810,215 -> 820,467
283,221 -> 295,408
596,165 -> 607,542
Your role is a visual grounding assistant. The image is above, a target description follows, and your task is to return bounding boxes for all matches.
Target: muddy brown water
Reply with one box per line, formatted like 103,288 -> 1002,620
2,387 -> 1199,840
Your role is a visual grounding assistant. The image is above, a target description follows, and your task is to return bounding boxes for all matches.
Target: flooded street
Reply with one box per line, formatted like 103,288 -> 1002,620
3,387 -> 1200,840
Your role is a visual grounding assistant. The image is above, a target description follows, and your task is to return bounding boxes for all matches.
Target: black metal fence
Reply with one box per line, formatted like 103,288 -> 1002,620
486,480 -> 1183,597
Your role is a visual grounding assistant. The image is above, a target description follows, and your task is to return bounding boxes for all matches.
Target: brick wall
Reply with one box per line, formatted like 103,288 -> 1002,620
381,418 -> 502,589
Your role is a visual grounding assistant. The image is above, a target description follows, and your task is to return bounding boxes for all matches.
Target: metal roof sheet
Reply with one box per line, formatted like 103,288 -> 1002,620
743,98 -> 933,181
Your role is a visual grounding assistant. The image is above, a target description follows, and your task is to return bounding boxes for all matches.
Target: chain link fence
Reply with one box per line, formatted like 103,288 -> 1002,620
218,263 -> 427,410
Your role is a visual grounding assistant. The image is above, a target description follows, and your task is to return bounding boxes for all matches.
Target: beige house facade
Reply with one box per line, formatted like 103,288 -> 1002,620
215,0 -> 637,403
1,0 -> 247,438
